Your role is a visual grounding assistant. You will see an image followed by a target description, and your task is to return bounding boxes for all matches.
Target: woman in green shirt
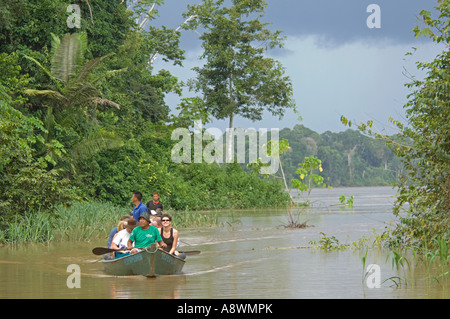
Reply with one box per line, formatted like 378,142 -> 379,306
127,212 -> 166,254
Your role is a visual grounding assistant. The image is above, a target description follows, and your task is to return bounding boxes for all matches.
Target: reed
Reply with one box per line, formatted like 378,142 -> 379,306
172,210 -> 219,228
381,235 -> 449,288
0,202 -> 225,244
4,213 -> 54,244
0,201 -> 127,244
52,201 -> 128,241
311,232 -> 449,288
413,236 -> 449,286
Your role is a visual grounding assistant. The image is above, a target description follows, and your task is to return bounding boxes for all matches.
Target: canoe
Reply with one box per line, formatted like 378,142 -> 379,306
101,244 -> 185,277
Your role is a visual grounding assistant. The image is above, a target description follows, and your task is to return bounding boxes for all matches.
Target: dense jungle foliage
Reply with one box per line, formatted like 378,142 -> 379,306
0,0 -> 293,233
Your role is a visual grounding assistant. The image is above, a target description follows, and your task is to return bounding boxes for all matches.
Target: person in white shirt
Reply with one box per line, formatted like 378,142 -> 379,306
110,219 -> 137,258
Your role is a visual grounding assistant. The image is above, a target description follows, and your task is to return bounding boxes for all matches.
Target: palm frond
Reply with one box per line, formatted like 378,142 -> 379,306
57,107 -> 86,130
78,32 -> 88,59
75,53 -> 115,83
50,33 -> 61,60
91,67 -> 128,86
22,55 -> 56,84
24,89 -> 67,103
71,128 -> 124,161
87,97 -> 120,110
62,79 -> 121,110
51,33 -> 85,85
63,81 -> 99,104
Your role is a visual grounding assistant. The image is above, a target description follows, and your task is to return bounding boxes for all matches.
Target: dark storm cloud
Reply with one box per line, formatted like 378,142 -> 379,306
264,0 -> 428,45
151,0 -> 441,134
154,0 -> 432,50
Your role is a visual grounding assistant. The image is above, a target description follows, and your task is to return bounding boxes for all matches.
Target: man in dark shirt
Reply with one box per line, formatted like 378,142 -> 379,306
147,192 -> 163,212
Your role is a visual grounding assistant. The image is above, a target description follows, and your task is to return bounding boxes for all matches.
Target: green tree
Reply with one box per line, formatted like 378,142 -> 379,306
265,138 -> 295,206
183,0 -> 296,162
0,101 -> 79,229
24,33 -> 122,112
23,33 -> 124,172
291,156 -> 327,205
0,52 -> 31,107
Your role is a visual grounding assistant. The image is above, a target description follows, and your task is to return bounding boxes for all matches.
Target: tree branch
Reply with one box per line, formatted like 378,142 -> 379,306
85,0 -> 94,26
139,2 -> 157,29
148,15 -> 197,65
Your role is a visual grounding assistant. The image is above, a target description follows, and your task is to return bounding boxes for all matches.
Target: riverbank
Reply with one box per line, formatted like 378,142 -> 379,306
0,201 -> 227,245
0,186 -> 407,245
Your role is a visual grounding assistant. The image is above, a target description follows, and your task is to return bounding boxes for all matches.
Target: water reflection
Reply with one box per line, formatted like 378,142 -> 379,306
106,275 -> 187,299
0,187 -> 448,299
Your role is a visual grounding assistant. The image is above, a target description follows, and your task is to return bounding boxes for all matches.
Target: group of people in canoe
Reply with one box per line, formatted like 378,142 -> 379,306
106,191 -> 185,260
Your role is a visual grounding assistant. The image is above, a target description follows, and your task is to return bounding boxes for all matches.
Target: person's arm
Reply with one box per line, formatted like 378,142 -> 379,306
128,240 -> 140,254
109,232 -> 118,248
157,240 -> 167,249
169,229 -> 178,255
127,229 -> 135,250
127,239 -> 133,251
107,227 -> 118,248
154,227 -> 166,249
111,241 -> 127,253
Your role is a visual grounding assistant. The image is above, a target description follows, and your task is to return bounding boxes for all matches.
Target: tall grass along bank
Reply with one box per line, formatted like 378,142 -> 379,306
0,201 -> 223,245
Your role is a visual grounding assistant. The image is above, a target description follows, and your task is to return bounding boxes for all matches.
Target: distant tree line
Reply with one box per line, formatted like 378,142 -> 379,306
270,125 -> 402,188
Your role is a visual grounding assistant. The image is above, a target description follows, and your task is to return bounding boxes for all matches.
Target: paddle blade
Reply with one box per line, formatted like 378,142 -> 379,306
92,247 -> 116,255
181,250 -> 201,256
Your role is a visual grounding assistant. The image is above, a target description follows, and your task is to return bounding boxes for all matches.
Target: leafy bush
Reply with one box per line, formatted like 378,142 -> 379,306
166,162 -> 290,211
0,102 -> 80,231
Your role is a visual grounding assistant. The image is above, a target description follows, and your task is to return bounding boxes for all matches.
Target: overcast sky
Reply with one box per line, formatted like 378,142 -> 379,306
151,0 -> 444,134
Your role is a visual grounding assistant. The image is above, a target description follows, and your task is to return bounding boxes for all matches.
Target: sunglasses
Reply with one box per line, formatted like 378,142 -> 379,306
162,219 -> 171,222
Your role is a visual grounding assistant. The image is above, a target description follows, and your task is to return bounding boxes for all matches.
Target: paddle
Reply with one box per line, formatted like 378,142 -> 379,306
92,247 -> 201,256
92,247 -> 124,255
179,250 -> 201,256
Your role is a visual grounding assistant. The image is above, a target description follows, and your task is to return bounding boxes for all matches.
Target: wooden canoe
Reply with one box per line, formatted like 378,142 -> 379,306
101,244 -> 185,277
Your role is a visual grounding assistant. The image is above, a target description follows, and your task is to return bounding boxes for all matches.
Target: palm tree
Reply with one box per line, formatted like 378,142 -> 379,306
24,32 -> 123,112
23,32 -> 125,174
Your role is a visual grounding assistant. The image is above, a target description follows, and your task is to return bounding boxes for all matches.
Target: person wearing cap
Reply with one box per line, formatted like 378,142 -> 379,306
110,219 -> 138,258
127,212 -> 166,254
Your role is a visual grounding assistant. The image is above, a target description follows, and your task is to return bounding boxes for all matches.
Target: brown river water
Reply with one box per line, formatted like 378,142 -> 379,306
0,187 -> 448,299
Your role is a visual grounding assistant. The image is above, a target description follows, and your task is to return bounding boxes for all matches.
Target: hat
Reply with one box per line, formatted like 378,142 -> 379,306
126,219 -> 137,230
150,209 -> 162,217
138,212 -> 151,222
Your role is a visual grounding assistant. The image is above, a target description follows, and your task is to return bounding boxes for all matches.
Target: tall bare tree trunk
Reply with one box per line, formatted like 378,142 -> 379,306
347,145 -> 357,180
226,74 -> 234,163
227,114 -> 234,163
279,158 -> 295,206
